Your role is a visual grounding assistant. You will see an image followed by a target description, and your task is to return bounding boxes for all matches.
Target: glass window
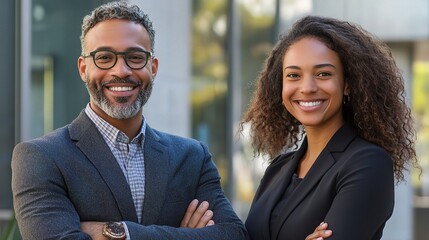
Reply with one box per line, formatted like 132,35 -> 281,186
412,41 -> 429,240
191,0 -> 229,186
0,0 -> 15,210
191,0 -> 277,219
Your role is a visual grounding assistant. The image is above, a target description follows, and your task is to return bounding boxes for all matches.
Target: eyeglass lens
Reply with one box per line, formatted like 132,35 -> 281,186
93,50 -> 149,70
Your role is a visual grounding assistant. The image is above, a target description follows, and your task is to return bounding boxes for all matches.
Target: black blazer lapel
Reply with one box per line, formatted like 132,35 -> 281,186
246,150 -> 301,240
271,148 -> 335,240
141,126 -> 169,225
69,111 -> 138,222
271,124 -> 357,240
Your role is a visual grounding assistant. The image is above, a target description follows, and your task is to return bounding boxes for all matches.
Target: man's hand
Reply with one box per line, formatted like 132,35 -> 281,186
81,221 -> 109,240
305,222 -> 332,240
81,199 -> 214,238
180,199 -> 215,228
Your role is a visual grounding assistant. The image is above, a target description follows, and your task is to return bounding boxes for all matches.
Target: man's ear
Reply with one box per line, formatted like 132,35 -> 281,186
151,56 -> 159,81
78,56 -> 87,82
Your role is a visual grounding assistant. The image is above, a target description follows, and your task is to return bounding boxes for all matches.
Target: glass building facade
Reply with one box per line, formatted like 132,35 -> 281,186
1,0 -> 429,239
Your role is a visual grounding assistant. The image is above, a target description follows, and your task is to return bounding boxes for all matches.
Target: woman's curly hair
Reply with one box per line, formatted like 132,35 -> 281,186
240,15 -> 417,181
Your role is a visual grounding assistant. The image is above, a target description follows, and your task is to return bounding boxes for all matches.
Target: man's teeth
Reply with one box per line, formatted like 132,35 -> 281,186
109,86 -> 133,92
299,101 -> 322,107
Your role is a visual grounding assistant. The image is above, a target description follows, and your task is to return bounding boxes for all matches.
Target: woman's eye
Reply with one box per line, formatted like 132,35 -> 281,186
287,73 -> 299,78
318,72 -> 331,77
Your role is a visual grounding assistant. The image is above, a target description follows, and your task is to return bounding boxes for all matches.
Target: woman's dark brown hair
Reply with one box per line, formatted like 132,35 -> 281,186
240,15 -> 417,181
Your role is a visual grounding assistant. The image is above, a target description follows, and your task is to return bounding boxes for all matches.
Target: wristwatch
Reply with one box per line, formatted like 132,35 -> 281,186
102,222 -> 126,239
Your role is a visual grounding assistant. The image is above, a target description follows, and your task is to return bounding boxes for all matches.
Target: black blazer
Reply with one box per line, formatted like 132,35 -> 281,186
12,111 -> 247,240
246,124 -> 394,240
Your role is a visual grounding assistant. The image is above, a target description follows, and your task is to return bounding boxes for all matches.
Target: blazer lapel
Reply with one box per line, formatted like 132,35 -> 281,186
141,126 -> 169,225
271,147 -> 335,240
271,124 -> 357,240
69,111 -> 138,222
247,148 -> 302,240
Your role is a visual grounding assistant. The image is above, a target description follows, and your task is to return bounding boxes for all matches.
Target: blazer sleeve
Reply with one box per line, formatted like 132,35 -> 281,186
323,145 -> 394,240
12,141 -> 91,240
13,131 -> 247,240
124,141 -> 249,240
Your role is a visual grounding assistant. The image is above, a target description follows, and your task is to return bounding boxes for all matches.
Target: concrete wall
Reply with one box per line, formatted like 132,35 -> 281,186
313,0 -> 429,41
384,43 -> 414,240
130,0 -> 192,137
281,0 -> 429,41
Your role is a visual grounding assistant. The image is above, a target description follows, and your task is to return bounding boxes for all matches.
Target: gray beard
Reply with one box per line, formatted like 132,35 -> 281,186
86,77 -> 153,119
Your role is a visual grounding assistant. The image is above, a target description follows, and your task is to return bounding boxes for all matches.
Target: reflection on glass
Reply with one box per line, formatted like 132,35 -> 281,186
191,0 -> 277,219
192,0 -> 229,187
31,56 -> 54,138
413,61 -> 429,196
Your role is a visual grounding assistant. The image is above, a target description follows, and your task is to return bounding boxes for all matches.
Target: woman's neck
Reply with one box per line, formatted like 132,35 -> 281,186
297,120 -> 344,178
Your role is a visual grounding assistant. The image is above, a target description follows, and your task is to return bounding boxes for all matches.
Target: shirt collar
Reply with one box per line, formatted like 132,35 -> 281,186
84,103 -> 146,146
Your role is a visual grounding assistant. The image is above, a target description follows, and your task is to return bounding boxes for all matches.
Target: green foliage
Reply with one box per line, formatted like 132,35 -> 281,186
413,62 -> 429,115
190,0 -> 277,188
412,62 -> 429,188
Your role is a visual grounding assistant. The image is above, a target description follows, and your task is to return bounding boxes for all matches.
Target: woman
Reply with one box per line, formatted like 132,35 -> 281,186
241,16 -> 417,240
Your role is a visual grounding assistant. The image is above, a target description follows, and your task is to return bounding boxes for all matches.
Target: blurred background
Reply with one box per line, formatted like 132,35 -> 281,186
1,0 -> 428,239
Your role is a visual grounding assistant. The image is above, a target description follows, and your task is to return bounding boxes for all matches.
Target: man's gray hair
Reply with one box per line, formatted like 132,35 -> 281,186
80,1 -> 155,55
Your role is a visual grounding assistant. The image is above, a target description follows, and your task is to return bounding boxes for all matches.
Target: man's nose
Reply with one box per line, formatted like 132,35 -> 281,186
111,55 -> 132,77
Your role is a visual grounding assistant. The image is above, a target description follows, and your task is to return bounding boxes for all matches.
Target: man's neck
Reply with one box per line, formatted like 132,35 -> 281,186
91,103 -> 143,140
107,115 -> 143,140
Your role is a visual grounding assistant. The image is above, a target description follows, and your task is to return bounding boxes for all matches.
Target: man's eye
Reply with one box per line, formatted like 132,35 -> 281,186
127,53 -> 146,63
96,55 -> 114,62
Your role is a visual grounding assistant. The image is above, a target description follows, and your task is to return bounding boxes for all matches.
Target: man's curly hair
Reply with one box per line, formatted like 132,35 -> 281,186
80,1 -> 155,55
240,15 -> 417,182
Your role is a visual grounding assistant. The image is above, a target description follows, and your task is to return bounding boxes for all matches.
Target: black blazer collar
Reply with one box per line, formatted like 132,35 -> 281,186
270,123 -> 357,239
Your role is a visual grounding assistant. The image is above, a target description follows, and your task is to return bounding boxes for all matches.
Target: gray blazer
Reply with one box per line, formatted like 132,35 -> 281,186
12,111 -> 247,240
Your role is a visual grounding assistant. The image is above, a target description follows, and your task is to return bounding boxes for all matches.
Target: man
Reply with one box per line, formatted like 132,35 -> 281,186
11,2 -> 247,239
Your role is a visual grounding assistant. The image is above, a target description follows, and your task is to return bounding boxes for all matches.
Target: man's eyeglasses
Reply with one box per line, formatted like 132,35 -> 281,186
83,49 -> 152,70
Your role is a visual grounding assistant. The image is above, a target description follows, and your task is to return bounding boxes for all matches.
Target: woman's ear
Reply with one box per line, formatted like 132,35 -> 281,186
344,82 -> 350,96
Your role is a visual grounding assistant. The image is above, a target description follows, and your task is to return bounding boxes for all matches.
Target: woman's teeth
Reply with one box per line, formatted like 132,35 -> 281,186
299,101 -> 322,107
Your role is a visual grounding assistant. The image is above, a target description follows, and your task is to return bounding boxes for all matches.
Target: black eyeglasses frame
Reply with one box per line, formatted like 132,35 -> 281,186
83,49 -> 153,70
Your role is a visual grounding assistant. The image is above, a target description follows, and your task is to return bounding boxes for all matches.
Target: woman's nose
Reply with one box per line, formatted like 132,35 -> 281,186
299,76 -> 318,93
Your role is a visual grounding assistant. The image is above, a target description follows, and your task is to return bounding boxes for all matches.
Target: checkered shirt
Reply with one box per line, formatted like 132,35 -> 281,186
85,104 -> 145,223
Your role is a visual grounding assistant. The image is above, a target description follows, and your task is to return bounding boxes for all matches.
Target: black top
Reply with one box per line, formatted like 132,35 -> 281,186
270,173 -> 303,236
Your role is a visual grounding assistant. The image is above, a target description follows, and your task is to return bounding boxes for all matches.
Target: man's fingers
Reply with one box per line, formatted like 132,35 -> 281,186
180,199 -> 199,227
180,200 -> 214,228
195,209 -> 213,228
206,219 -> 215,226
188,201 -> 210,228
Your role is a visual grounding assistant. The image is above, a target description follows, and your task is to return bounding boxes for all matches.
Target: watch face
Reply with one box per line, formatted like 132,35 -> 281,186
103,222 -> 126,239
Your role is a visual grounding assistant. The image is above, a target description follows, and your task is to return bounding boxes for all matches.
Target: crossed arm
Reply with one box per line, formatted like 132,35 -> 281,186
81,199 -> 215,239
12,140 -> 247,240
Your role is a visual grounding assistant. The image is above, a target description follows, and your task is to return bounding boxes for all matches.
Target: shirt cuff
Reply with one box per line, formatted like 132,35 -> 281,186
122,221 -> 131,240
